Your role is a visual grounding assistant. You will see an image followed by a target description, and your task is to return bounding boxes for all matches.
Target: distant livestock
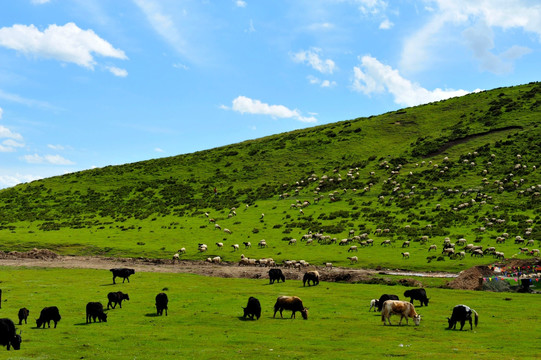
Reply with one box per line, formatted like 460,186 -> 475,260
36,306 -> 61,328
447,305 -> 478,330
268,269 -> 286,284
17,308 -> 29,325
303,271 -> 320,287
377,294 -> 399,311
110,268 -> 135,284
369,299 -> 379,312
0,318 -> 22,350
86,302 -> 107,323
242,297 -> 261,320
401,252 -> 410,259
404,288 -> 429,307
273,296 -> 308,320
155,293 -> 168,316
381,300 -> 421,326
107,291 -> 130,309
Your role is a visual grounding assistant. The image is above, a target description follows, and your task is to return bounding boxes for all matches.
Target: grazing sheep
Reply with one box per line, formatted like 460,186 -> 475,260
224,228 -> 232,234
243,241 -> 251,248
212,256 -> 222,264
172,253 -> 180,262
402,241 -> 410,248
216,242 -> 224,249
369,299 -> 379,312
214,224 -> 221,230
347,256 -> 358,263
428,244 -> 437,252
258,240 -> 268,248
178,247 -> 186,254
231,244 -> 239,251
380,240 -> 391,246
348,245 -> 358,252
401,252 -> 410,259
324,262 -> 333,269
288,239 -> 297,245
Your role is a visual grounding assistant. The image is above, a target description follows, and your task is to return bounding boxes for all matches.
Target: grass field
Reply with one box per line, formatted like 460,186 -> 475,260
0,266 -> 539,359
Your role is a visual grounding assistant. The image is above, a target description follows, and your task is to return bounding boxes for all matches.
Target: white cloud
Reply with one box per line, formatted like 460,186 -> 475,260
230,96 -> 317,123
0,125 -> 23,141
235,0 -> 247,8
106,66 -> 128,77
155,147 -> 164,153
0,173 -> 43,189
0,89 -> 58,110
352,55 -> 470,107
379,19 -> 394,29
47,144 -> 65,150
356,0 -> 388,15
307,75 -> 336,88
245,19 -> 256,33
401,0 -> 541,73
0,23 -> 127,70
173,62 -> 189,70
292,48 -> 336,74
22,154 -> 75,165
134,0 -> 188,59
31,0 -> 50,4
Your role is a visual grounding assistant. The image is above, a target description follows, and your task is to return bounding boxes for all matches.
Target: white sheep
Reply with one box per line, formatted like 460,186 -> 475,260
347,256 -> 358,263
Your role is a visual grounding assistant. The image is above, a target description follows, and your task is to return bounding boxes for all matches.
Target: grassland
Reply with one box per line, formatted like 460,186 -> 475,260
0,82 -> 540,272
0,266 -> 539,360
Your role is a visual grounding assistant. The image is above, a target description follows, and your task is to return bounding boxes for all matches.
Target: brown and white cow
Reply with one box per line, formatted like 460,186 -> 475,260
381,300 -> 421,326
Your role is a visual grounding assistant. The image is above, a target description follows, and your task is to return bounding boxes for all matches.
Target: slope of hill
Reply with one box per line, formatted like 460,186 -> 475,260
0,82 -> 539,271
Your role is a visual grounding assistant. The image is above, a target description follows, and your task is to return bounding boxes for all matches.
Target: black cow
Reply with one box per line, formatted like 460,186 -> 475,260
269,269 -> 285,284
36,306 -> 61,328
377,294 -> 399,312
86,302 -> 107,323
404,288 -> 429,307
0,318 -> 21,351
110,268 -> 135,284
107,291 -> 130,309
17,308 -> 29,325
242,296 -> 261,320
155,293 -> 168,316
447,304 -> 479,330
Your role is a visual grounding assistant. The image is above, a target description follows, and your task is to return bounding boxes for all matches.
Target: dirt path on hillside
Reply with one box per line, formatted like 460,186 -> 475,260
0,249 -> 457,284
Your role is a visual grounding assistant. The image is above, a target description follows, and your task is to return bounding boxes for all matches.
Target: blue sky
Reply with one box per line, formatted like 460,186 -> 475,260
0,0 -> 539,188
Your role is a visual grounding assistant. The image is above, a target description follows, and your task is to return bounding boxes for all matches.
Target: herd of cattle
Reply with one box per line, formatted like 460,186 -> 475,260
0,268 -> 169,351
1,266 -> 479,351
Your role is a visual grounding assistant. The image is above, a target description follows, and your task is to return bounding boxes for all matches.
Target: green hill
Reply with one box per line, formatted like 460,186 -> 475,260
0,82 -> 539,272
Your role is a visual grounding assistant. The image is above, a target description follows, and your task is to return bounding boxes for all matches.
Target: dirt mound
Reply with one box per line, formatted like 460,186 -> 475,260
446,265 -> 495,290
0,248 -> 59,260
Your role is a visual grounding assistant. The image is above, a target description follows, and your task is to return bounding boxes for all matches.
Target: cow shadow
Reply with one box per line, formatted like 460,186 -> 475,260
100,283 -> 117,287
144,313 -> 161,317
237,316 -> 260,321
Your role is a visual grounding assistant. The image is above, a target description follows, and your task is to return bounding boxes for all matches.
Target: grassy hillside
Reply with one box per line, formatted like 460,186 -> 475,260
0,82 -> 539,271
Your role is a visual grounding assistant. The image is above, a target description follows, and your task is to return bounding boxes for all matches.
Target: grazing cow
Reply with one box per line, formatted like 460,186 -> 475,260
0,318 -> 22,350
273,296 -> 308,320
110,268 -> 135,284
381,300 -> 421,326
404,288 -> 429,307
36,306 -> 61,328
268,269 -> 286,284
377,294 -> 399,311
86,302 -> 107,323
107,291 -> 130,309
17,308 -> 29,325
303,271 -> 320,286
369,299 -> 379,312
242,297 -> 261,320
447,304 -> 478,330
155,293 -> 168,316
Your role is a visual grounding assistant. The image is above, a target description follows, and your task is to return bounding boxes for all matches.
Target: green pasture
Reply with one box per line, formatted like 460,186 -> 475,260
0,266 -> 539,359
